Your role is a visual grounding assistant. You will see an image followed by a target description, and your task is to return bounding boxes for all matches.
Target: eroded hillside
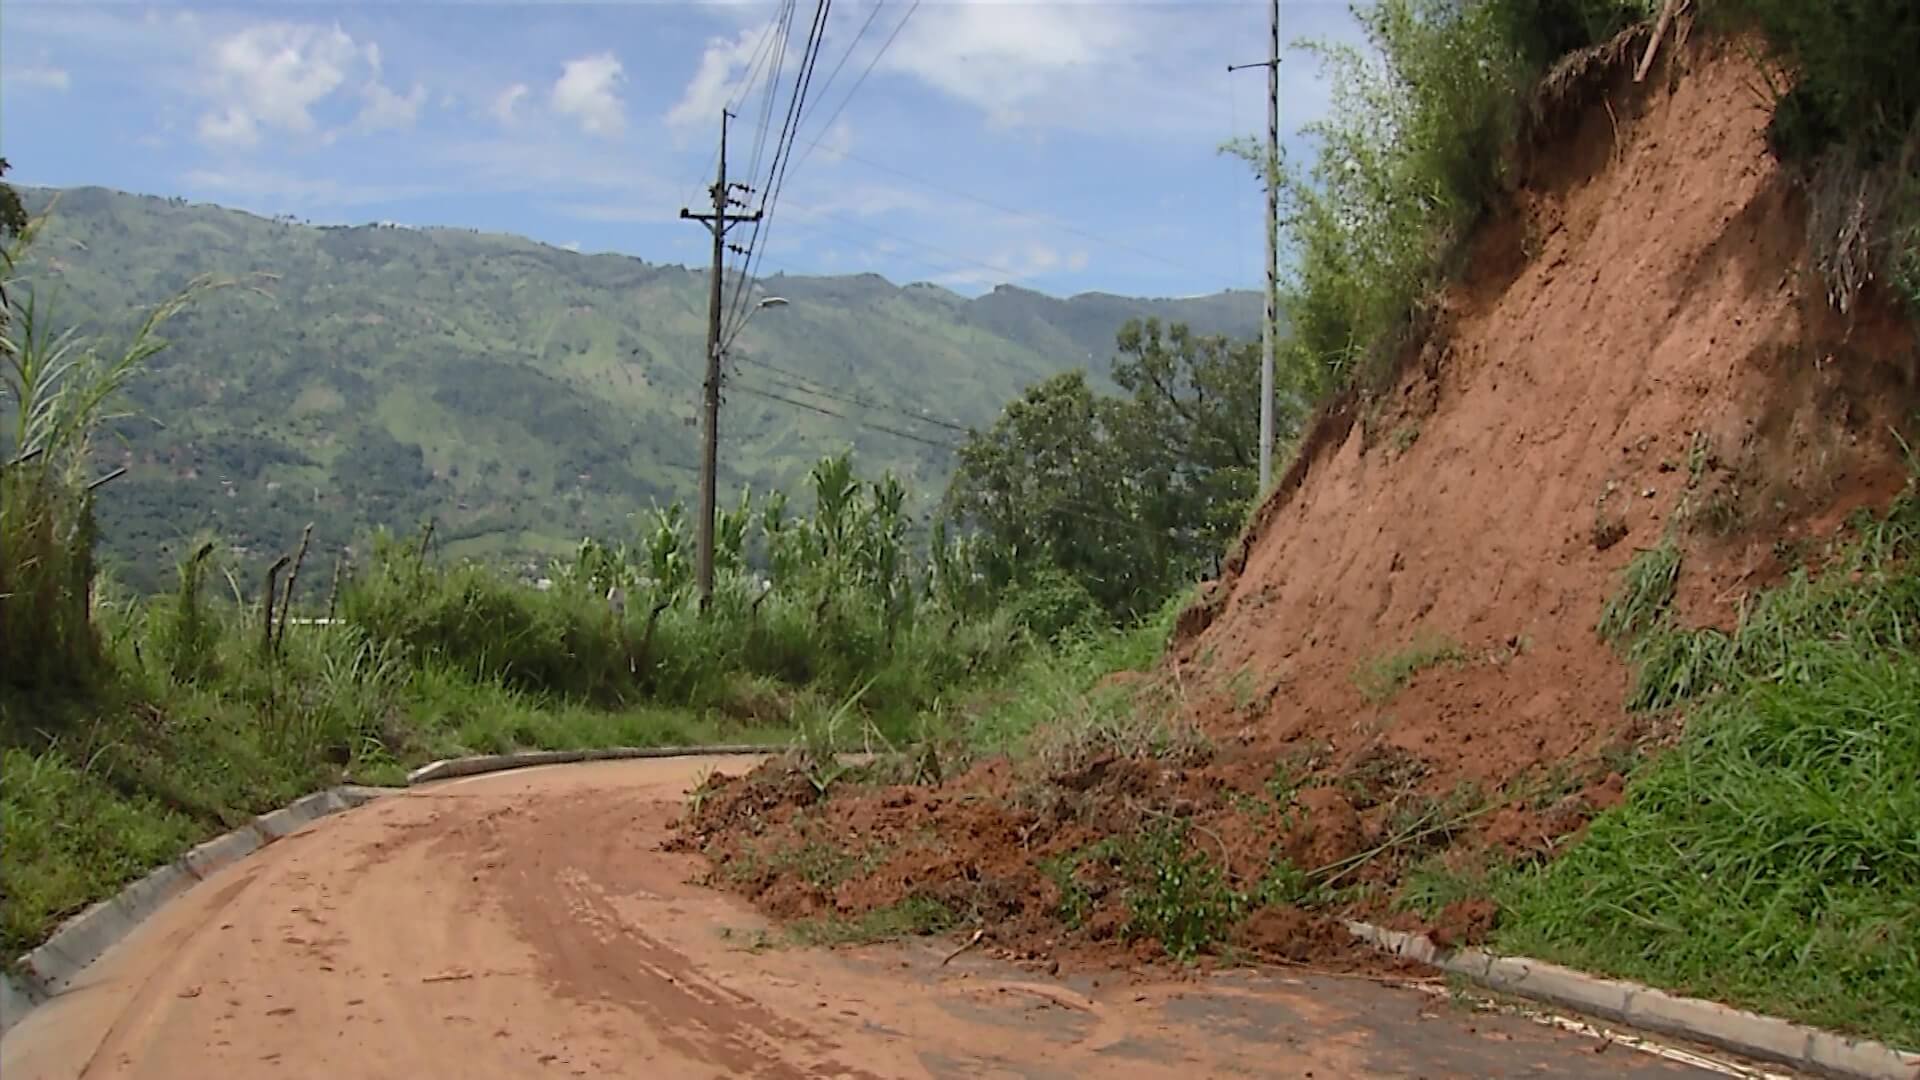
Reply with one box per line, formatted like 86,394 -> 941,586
679,31 -> 1919,982
1174,36 -> 1916,802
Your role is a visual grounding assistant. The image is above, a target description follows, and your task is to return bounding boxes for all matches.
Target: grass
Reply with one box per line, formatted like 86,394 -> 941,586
1353,633 -> 1465,704
0,615 -> 795,957
787,898 -> 959,946
1596,540 -> 1681,644
1492,486 -> 1920,1047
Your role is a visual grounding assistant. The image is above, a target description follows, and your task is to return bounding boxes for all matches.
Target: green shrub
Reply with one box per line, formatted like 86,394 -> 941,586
2,215 -> 212,691
1237,1 -> 1653,400
1718,0 -> 1920,165
1497,486 -> 1920,1045
155,541 -> 220,683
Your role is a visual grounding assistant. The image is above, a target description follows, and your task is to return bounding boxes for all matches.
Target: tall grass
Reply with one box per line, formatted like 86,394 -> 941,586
1,214 -> 216,690
1230,0 -> 1655,400
1495,482 -> 1920,1046
342,453 -> 1034,734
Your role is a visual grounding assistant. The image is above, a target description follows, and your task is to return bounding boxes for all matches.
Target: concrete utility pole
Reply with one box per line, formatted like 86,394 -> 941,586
1231,0 -> 1281,491
681,110 -> 761,609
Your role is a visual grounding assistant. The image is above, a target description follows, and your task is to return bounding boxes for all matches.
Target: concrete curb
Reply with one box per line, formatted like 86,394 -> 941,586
1348,921 -> 1920,1080
405,743 -> 785,785
0,784 -> 395,1038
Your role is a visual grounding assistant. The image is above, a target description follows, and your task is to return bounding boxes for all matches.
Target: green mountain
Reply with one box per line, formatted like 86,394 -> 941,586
13,186 -> 1260,590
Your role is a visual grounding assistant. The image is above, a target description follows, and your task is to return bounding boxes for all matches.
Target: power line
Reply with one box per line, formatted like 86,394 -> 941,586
723,0 -> 833,343
790,0 -> 921,174
731,381 -> 962,450
738,0 -> 798,207
741,364 -> 974,436
721,0 -> 829,336
681,7 -> 790,218
795,0 -> 889,135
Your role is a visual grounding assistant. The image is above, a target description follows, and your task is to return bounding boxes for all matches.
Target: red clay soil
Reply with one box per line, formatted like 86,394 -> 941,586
1177,34 -> 1915,797
679,35 -> 1918,970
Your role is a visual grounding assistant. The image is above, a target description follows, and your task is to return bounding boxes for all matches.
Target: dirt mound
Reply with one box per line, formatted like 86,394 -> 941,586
1174,36 -> 1914,798
680,36 -> 1917,973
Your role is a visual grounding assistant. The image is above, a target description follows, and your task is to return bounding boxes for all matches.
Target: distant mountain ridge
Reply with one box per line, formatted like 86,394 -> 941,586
15,186 -> 1261,589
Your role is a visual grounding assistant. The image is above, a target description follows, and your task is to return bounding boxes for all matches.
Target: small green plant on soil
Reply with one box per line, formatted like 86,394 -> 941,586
1096,819 -> 1244,961
1396,855 -> 1498,920
1227,667 -> 1257,712
1353,634 -> 1465,704
787,898 -> 958,947
1596,540 -> 1681,644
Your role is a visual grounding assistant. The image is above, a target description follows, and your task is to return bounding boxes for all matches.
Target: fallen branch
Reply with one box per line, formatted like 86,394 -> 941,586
1309,799 -> 1503,892
1634,0 -> 1685,83
942,928 -> 986,966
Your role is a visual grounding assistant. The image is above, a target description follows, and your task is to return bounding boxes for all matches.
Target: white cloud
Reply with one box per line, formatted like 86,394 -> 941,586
664,24 -> 764,136
198,23 -> 360,144
862,2 -> 1361,138
881,4 -> 1134,128
194,21 -> 426,146
561,240 -> 582,252
357,80 -> 427,133
551,53 -> 625,138
198,106 -> 259,145
3,65 -> 71,91
491,82 -> 529,125
815,119 -> 854,163
924,242 -> 1088,289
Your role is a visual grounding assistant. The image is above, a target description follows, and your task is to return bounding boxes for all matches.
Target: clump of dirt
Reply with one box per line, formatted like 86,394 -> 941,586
1235,905 -> 1370,965
676,750 -> 1404,970
678,35 -> 1919,975
1429,898 -> 1501,950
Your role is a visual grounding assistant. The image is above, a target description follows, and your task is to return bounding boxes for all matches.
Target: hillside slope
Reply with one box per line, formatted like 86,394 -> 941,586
14,187 -> 1259,588
1175,38 -> 1916,792
674,30 -> 1920,1031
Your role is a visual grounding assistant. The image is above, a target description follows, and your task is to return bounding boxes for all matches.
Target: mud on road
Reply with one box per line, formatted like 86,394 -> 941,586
4,760 -> 1748,1078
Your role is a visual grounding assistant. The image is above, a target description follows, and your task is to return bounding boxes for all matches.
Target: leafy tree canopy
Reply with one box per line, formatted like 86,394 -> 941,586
944,318 -> 1274,621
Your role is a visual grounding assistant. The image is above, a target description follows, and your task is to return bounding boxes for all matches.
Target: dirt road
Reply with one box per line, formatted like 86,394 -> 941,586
3,759 -> 1761,1078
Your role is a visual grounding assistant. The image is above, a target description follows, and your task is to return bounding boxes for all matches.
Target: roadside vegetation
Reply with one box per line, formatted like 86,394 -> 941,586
0,176 -> 1259,959
4,0 -> 1917,1051
1485,486 -> 1920,1045
685,0 -> 1920,1047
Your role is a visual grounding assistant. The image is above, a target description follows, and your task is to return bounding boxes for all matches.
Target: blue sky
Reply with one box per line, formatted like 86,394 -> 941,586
2,1 -> 1365,298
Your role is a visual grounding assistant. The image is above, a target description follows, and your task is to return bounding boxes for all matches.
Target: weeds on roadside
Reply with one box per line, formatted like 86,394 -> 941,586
787,898 -> 958,947
1496,482 -> 1920,1046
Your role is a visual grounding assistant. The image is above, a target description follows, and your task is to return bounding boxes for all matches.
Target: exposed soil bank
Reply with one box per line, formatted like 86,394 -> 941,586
680,34 -> 1916,973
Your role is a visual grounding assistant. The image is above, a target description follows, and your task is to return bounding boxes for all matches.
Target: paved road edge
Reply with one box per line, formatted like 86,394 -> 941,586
1,745 -> 787,1039
1348,921 -> 1920,1080
1,784 -> 397,1037
404,744 -> 783,784
25,750 -> 1900,1080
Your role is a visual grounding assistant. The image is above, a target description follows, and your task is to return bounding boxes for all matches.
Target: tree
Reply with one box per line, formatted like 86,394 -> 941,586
1109,318 -> 1265,567
0,159 -> 26,241
944,319 -> 1269,622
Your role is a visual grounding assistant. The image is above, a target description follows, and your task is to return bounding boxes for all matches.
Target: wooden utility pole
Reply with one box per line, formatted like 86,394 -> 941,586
680,109 -> 761,608
1231,0 -> 1282,490
1261,0 -> 1279,491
